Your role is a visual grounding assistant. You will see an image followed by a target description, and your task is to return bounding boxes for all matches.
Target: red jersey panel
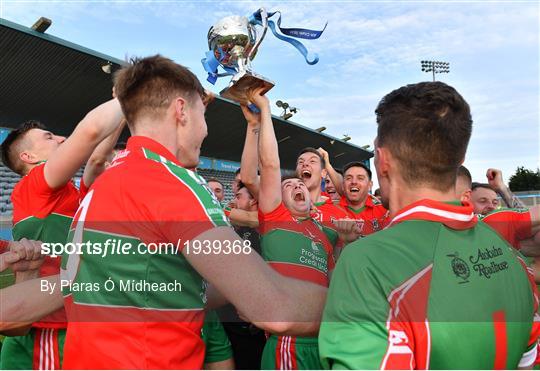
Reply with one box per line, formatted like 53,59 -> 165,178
340,194 -> 389,236
481,209 -> 532,249
11,163 -> 82,328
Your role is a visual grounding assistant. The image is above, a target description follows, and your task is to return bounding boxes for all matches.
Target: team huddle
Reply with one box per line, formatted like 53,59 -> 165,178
0,55 -> 539,370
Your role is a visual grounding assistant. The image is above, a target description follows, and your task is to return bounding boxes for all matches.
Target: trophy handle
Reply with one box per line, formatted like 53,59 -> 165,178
248,8 -> 268,62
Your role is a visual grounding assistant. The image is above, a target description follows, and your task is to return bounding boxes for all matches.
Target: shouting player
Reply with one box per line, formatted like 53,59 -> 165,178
243,87 -> 334,370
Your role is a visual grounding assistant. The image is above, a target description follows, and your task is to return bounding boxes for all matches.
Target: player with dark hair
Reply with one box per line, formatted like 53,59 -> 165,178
320,81 -> 539,369
323,174 -> 340,204
339,161 -> 388,236
296,147 -> 349,249
471,182 -> 500,215
246,89 -> 334,370
456,165 -> 473,202
456,166 -> 540,252
0,97 -> 123,369
318,148 -> 388,238
207,177 -> 225,203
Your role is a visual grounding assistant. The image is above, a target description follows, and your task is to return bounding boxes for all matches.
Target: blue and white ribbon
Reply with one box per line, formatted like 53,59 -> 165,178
202,10 -> 327,85
201,49 -> 237,85
248,10 -> 327,65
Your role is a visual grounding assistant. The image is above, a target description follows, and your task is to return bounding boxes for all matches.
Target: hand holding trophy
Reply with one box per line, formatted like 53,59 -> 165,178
202,8 -> 326,106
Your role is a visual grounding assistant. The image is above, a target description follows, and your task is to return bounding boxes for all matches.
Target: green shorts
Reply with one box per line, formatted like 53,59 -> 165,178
261,335 -> 321,370
201,310 -> 233,365
0,328 -> 65,370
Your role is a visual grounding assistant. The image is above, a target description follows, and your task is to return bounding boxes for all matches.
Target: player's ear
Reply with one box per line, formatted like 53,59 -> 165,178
173,97 -> 187,126
375,146 -> 391,177
461,189 -> 472,204
19,150 -> 37,165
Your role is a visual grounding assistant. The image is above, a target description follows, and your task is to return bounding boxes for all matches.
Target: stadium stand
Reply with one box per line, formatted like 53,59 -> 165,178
198,169 -> 236,202
0,164 -> 19,215
0,18 -> 372,219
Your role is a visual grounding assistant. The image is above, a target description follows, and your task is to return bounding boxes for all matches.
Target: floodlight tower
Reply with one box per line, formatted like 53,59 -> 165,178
421,60 -> 450,81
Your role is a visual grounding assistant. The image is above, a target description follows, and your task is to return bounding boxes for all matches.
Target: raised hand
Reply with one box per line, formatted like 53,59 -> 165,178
246,86 -> 270,113
486,168 -> 504,192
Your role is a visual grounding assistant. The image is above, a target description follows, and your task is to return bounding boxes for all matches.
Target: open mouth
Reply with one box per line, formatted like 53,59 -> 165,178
301,170 -> 312,180
293,191 -> 305,201
327,189 -> 336,195
349,187 -> 359,193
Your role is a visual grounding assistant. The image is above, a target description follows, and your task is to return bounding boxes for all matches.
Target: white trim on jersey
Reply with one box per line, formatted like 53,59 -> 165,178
518,344 -> 537,368
389,205 -> 474,228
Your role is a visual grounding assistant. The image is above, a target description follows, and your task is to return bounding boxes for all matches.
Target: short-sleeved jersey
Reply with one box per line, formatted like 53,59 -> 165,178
11,163 -> 83,328
311,197 -> 348,247
480,208 -> 532,250
202,310 -> 233,365
339,194 -> 389,236
60,136 -> 230,370
259,203 -> 335,287
320,199 -> 540,370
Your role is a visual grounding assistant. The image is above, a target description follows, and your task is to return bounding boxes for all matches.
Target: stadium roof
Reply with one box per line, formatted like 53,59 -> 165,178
0,18 -> 373,170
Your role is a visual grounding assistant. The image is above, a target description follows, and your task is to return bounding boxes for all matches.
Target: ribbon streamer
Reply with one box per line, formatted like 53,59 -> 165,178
249,10 -> 327,65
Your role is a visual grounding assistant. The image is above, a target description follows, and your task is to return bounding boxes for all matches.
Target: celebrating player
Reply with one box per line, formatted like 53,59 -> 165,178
0,100 -> 124,369
296,147 -> 349,249
242,87 -> 334,370
456,165 -> 540,252
335,160 -> 389,236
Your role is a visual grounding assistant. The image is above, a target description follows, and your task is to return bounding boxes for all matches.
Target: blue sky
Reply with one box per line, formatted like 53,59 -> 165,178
1,0 -> 538,187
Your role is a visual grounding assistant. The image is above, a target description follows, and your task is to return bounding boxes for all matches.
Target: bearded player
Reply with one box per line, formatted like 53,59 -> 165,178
455,165 -> 540,253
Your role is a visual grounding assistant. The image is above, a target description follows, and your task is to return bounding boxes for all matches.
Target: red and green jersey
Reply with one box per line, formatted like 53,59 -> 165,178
480,208 -> 532,250
11,163 -> 85,328
259,203 -> 334,370
60,136 -> 230,370
259,202 -> 335,287
320,199 -> 539,370
339,194 -> 389,236
311,197 -> 348,247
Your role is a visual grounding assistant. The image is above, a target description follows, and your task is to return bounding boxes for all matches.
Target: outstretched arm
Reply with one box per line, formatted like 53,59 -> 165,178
82,119 -> 126,187
318,147 -> 344,196
184,227 -> 326,336
239,105 -> 261,200
0,276 -> 63,332
43,98 -> 124,189
250,88 -> 281,214
227,209 -> 259,228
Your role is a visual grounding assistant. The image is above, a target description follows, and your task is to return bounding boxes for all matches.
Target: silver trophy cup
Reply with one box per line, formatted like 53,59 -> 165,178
207,8 -> 274,105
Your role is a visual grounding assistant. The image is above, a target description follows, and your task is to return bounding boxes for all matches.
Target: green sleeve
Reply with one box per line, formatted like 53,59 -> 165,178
319,241 -> 391,369
201,310 -> 233,364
